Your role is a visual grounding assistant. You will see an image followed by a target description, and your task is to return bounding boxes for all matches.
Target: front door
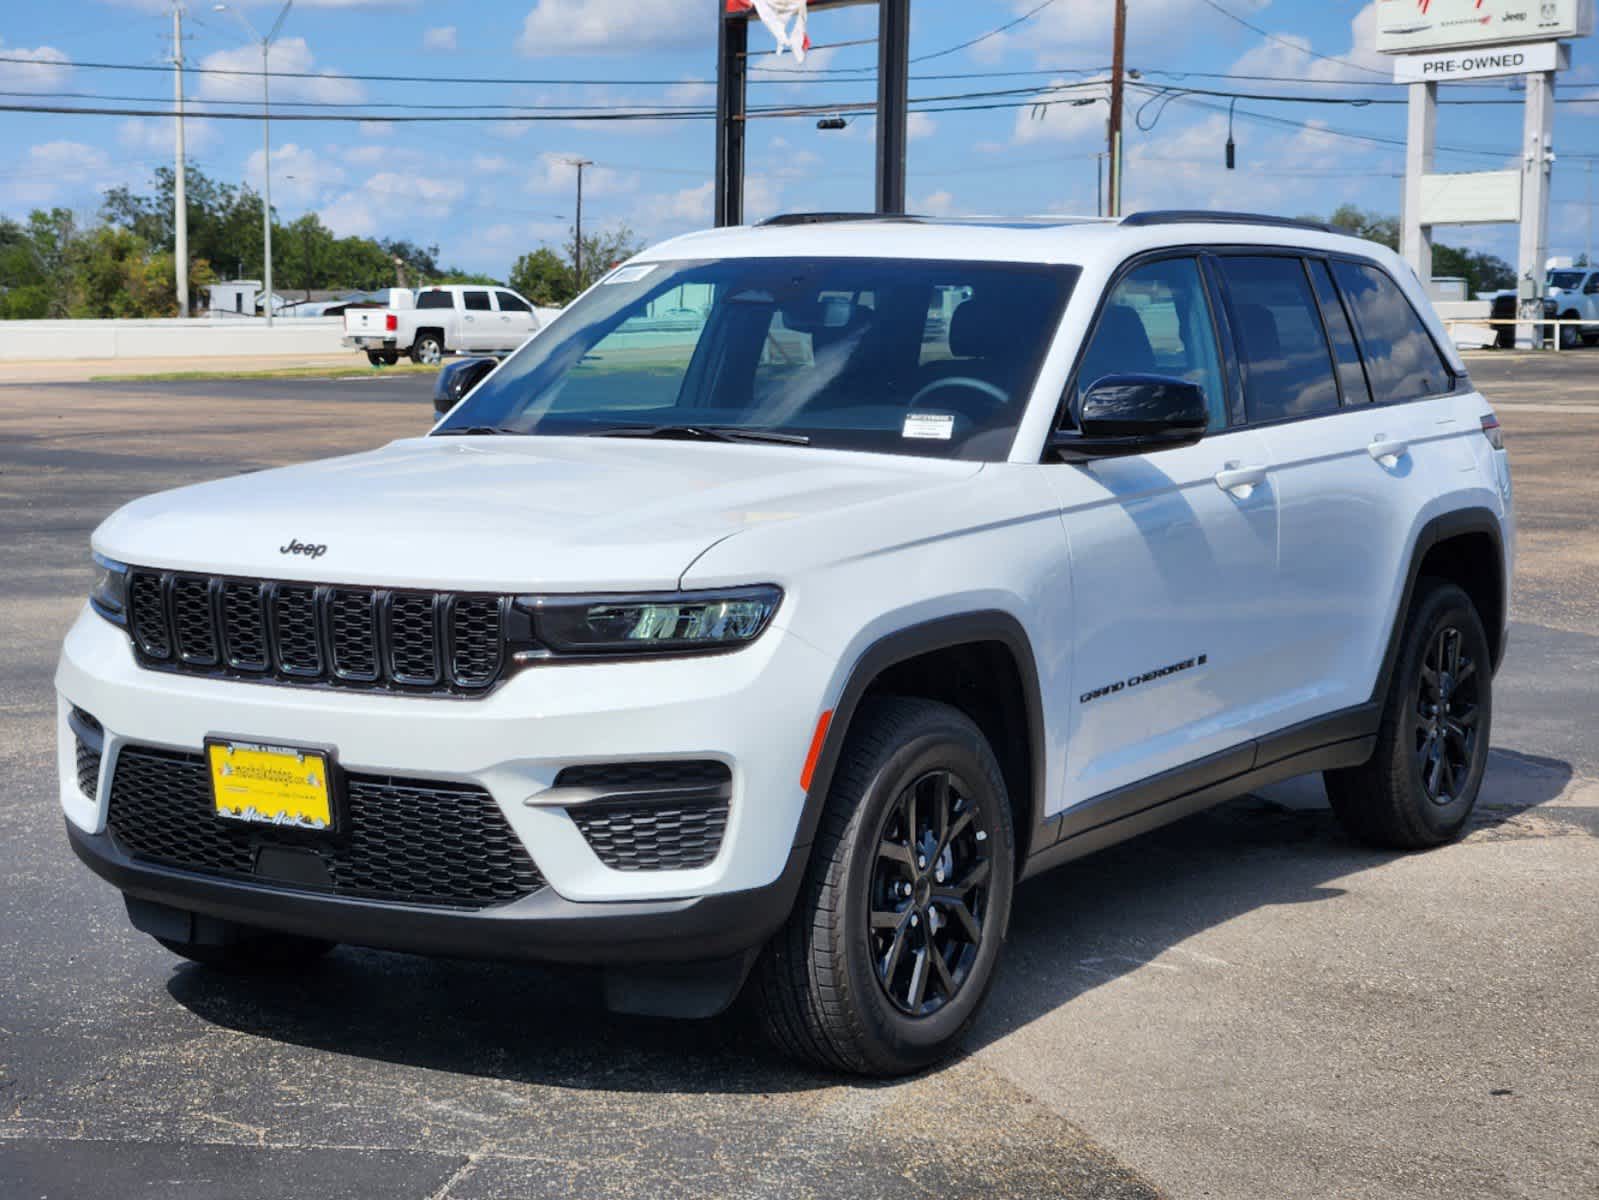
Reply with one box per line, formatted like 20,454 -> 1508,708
1047,256 -> 1280,808
494,290 -> 538,350
459,289 -> 496,351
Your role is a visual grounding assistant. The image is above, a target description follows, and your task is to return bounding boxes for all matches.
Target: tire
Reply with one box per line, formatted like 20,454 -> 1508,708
381,350 -> 400,365
1582,332 -> 1599,348
366,350 -> 385,367
1559,314 -> 1581,350
156,928 -> 336,973
410,332 -> 444,365
754,696 -> 1016,1076
1325,579 -> 1493,849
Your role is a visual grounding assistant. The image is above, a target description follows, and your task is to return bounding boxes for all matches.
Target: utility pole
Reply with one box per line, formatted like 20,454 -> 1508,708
171,3 -> 189,318
1587,159 -> 1594,268
566,157 -> 593,292
1107,0 -> 1127,217
215,2 -> 293,326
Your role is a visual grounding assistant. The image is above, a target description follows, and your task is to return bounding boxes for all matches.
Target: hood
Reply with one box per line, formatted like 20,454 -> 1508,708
93,435 -> 981,592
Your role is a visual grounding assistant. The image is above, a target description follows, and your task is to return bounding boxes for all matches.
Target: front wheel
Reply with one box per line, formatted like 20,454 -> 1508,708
754,697 -> 1015,1076
1559,314 -> 1581,350
1325,579 -> 1492,849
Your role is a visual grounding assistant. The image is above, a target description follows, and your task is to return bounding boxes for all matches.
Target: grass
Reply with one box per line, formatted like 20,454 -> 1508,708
88,361 -> 440,383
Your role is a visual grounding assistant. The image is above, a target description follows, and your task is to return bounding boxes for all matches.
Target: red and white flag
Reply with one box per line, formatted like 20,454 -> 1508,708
726,0 -> 811,63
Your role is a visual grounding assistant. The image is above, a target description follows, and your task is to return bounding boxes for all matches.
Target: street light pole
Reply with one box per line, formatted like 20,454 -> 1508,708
215,1 -> 293,326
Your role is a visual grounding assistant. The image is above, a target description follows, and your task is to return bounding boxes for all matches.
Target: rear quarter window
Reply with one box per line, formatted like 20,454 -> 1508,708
416,290 -> 454,310
1331,261 -> 1452,404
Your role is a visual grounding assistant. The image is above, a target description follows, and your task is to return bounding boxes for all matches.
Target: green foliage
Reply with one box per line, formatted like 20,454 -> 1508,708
509,247 -> 573,306
511,224 -> 643,306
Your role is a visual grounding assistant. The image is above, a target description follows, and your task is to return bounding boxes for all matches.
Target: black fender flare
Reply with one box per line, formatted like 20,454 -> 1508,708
791,610 -> 1051,863
1372,505 -> 1507,706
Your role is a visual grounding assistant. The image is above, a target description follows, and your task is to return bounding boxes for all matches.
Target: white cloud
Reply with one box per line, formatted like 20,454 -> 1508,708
517,0 -> 713,56
665,180 -> 714,223
359,120 -> 396,138
0,141 -> 113,207
0,39 -> 70,88
915,190 -> 957,217
525,152 -> 636,197
196,37 -> 364,104
245,142 -> 347,206
472,154 -> 512,174
117,116 -> 221,158
422,25 -> 457,52
908,112 -> 937,141
1018,0 -> 1270,52
1229,3 -> 1387,85
321,171 -> 466,238
343,142 -> 425,169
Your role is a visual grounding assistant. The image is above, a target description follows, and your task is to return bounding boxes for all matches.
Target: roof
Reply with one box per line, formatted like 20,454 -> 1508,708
642,209 -> 1372,273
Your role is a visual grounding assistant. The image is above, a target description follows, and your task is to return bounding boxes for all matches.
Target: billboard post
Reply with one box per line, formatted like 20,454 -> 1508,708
1517,70 -> 1557,347
1401,81 -> 1437,285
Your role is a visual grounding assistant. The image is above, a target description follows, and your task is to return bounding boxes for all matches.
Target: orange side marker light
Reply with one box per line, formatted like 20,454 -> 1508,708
799,709 -> 834,791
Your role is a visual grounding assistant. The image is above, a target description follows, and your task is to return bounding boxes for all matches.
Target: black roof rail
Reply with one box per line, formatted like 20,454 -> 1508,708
1120,210 -> 1338,234
757,212 -> 926,227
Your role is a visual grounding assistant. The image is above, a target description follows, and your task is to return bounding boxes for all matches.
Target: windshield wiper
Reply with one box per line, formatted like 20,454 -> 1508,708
432,426 -> 522,437
589,424 -> 811,446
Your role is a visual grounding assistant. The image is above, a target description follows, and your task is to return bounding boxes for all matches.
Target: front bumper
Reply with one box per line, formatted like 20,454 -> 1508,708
56,605 -> 835,908
66,819 -> 804,966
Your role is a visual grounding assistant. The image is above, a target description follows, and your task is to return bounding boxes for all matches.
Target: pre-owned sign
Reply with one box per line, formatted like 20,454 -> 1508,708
1375,0 -> 1594,54
1393,39 -> 1569,80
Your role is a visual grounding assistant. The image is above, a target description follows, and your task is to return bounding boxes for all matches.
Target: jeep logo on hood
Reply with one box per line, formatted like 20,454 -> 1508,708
280,539 -> 328,559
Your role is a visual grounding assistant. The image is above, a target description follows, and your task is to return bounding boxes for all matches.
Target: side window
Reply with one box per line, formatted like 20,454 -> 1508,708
416,290 -> 453,310
1307,260 -> 1371,405
1330,261 -> 1452,403
1585,274 -> 1599,295
463,290 -> 493,312
496,291 -> 532,313
1073,257 -> 1228,431
1216,256 -> 1339,423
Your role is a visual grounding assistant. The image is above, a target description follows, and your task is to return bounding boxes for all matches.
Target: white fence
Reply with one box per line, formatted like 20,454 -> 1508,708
0,317 -> 346,361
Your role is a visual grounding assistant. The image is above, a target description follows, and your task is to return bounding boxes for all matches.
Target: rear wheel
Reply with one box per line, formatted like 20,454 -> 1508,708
755,697 -> 1015,1076
410,332 -> 444,365
1325,579 -> 1492,849
156,928 -> 336,973
366,349 -> 386,367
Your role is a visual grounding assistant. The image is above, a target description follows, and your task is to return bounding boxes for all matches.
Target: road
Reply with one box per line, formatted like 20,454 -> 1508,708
0,355 -> 1594,1199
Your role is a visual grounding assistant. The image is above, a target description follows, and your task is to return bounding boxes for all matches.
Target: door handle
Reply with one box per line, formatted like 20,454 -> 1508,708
1214,463 -> 1267,496
1367,436 -> 1409,463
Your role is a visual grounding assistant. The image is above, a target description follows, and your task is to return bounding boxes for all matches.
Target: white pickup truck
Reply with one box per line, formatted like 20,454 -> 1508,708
343,284 -> 542,365
1545,267 -> 1599,348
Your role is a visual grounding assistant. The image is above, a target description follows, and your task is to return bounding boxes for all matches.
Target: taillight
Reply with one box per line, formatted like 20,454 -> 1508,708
385,313 -> 398,332
1481,413 -> 1504,450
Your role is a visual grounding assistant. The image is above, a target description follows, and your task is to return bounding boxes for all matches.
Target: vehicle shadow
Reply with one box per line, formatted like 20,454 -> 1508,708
166,748 -> 1574,1094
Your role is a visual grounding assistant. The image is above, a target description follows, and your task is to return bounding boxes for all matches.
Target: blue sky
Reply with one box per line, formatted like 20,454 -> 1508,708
1,1 -> 1595,277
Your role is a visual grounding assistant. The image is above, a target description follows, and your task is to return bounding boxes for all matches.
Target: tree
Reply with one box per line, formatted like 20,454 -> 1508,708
510,247 -> 572,306
570,222 -> 642,292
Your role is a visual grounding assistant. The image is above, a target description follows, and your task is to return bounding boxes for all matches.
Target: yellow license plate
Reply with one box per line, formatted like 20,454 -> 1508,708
208,740 -> 333,830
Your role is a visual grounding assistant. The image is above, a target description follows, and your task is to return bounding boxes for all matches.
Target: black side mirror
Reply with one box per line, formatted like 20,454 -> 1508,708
433,356 -> 498,415
1049,374 -> 1208,461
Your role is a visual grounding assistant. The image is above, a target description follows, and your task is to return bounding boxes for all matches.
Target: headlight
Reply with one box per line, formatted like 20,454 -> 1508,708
521,586 -> 782,657
89,553 -> 130,625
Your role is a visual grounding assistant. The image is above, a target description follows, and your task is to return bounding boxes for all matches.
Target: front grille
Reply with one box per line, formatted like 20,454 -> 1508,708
124,569 -> 514,695
106,745 -> 544,909
558,761 -> 731,872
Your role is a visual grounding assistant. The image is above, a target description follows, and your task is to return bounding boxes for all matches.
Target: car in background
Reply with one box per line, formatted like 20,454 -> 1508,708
343,284 -> 541,365
1544,267 -> 1599,348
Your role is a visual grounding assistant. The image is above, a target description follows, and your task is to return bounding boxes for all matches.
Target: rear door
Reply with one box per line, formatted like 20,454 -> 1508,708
1236,252 -> 1465,725
1048,254 -> 1281,806
459,289 -> 496,350
493,290 -> 539,349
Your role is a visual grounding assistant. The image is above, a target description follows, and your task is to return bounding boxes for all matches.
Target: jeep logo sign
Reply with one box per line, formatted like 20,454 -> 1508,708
280,539 -> 328,559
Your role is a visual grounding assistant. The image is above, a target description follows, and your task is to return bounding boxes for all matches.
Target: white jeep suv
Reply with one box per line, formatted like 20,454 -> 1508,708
58,211 -> 1514,1075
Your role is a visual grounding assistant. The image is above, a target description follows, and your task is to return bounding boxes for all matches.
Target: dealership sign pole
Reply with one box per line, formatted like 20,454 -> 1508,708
1381,0 -> 1593,347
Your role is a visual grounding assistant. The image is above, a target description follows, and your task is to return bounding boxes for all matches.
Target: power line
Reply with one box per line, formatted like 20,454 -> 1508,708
913,0 -> 1061,65
1195,0 -> 1390,78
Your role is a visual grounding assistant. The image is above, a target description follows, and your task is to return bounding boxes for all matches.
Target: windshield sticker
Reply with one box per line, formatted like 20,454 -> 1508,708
603,264 -> 658,285
902,412 -> 955,441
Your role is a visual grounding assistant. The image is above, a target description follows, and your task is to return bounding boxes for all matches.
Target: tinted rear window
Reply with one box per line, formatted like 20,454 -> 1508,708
416,290 -> 453,310
464,290 -> 492,312
1217,256 -> 1339,423
1331,261 -> 1452,403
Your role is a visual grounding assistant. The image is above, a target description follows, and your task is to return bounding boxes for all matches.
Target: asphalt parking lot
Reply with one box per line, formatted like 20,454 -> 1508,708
1,354 -> 1595,1199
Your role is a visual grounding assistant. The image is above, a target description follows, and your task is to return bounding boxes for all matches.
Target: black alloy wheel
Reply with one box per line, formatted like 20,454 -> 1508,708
1415,624 -> 1481,806
870,769 -> 991,1017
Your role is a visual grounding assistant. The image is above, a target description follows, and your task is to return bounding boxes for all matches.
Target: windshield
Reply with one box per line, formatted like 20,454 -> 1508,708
434,256 -> 1078,460
1548,271 -> 1586,290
